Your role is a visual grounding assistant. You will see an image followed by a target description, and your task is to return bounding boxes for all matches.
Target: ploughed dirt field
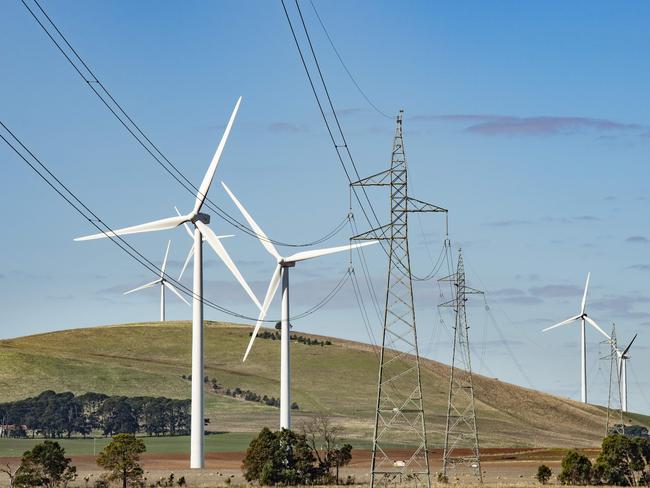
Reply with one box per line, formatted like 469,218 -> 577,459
0,447 -> 601,487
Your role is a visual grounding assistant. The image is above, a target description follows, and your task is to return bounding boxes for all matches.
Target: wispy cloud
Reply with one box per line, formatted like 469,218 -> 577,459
590,294 -> 650,320
267,122 -> 308,133
529,284 -> 583,299
625,235 -> 649,244
500,296 -> 544,306
487,287 -> 543,306
482,219 -> 532,227
411,114 -> 643,137
628,264 -> 650,272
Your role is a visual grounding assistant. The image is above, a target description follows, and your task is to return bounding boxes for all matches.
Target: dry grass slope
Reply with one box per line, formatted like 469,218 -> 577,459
0,321 -> 647,448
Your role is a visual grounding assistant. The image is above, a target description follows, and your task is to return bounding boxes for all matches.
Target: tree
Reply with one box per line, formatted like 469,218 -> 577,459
243,428 -> 316,485
96,433 -> 146,488
558,449 -> 592,485
14,441 -> 76,488
301,415 -> 354,484
536,464 -> 552,485
592,434 -> 650,486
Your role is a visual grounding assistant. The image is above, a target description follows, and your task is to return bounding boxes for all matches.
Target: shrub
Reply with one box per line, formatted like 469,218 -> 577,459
536,464 -> 552,485
243,428 -> 316,485
558,450 -> 592,485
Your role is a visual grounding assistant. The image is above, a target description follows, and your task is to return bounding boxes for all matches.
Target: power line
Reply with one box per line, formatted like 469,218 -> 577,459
21,0 -> 348,249
307,0 -> 393,120
0,121 -> 351,325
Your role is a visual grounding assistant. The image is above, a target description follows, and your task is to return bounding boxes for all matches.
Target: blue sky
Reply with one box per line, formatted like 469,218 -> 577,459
1,1 -> 649,414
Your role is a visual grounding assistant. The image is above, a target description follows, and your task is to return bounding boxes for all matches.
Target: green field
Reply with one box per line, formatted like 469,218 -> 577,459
0,321 -> 648,449
0,433 -> 255,457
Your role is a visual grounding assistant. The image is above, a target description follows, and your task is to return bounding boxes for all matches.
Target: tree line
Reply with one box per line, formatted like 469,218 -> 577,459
0,390 -> 190,438
252,329 -> 332,347
180,375 -> 300,410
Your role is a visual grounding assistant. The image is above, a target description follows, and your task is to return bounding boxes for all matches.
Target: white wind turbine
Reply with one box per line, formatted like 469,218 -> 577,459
543,272 -> 611,403
222,181 -> 378,429
123,240 -> 190,321
616,333 -> 637,413
75,97 -> 261,469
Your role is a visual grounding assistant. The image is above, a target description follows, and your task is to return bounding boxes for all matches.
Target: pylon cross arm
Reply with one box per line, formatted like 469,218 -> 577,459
351,168 -> 392,186
406,196 -> 447,213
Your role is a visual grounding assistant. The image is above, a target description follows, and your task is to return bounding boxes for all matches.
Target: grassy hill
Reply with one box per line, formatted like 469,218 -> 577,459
0,321 -> 647,448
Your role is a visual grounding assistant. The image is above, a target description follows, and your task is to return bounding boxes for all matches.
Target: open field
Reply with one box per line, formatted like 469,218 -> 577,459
0,445 -> 603,487
1,321 -> 648,449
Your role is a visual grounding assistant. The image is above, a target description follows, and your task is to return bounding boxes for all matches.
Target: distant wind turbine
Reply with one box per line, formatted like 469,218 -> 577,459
617,333 -> 637,413
123,240 -> 189,321
222,181 -> 378,429
75,97 -> 261,469
543,272 -> 611,403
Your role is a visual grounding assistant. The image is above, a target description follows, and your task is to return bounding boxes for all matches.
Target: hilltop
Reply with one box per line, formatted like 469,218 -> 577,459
0,321 -> 646,448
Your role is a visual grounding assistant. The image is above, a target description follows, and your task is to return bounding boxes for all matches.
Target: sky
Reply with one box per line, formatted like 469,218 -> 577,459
1,1 -> 649,414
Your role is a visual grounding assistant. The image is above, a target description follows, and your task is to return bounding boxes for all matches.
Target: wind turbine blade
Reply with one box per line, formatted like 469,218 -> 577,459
542,315 -> 581,332
75,214 -> 189,241
179,244 -> 194,281
243,265 -> 282,362
175,207 -> 195,240
584,316 -> 612,341
221,181 -> 281,260
192,97 -> 242,214
580,272 -> 590,315
195,221 -> 262,311
161,240 -> 171,277
621,333 -> 637,358
285,241 -> 379,263
163,281 -> 191,307
124,279 -> 161,295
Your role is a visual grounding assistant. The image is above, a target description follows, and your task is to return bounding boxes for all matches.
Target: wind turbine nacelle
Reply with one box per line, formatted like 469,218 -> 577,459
193,213 -> 211,225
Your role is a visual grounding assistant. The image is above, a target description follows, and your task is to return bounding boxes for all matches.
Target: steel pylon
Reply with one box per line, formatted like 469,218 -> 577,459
605,324 -> 624,436
352,110 -> 447,488
439,250 -> 483,482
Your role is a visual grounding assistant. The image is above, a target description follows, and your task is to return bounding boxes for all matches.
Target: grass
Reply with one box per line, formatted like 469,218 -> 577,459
1,321 -> 648,449
0,433 -> 256,457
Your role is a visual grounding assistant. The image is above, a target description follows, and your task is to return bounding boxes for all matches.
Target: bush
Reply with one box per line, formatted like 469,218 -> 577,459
536,464 -> 552,485
14,441 -> 77,488
558,450 -> 592,485
243,428 -> 317,485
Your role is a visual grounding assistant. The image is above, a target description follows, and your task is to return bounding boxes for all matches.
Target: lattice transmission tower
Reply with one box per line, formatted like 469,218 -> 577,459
351,110 -> 447,487
439,250 -> 483,482
605,323 -> 624,436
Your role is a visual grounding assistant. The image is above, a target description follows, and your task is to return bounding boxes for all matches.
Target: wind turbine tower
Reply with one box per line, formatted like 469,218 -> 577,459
617,333 -> 636,413
351,110 -> 447,488
123,240 -> 190,321
439,249 -> 483,482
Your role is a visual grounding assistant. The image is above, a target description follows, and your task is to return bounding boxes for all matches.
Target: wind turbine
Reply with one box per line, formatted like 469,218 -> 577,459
75,97 -> 261,469
123,240 -> 190,321
616,333 -> 637,413
543,272 -> 611,403
222,181 -> 378,429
